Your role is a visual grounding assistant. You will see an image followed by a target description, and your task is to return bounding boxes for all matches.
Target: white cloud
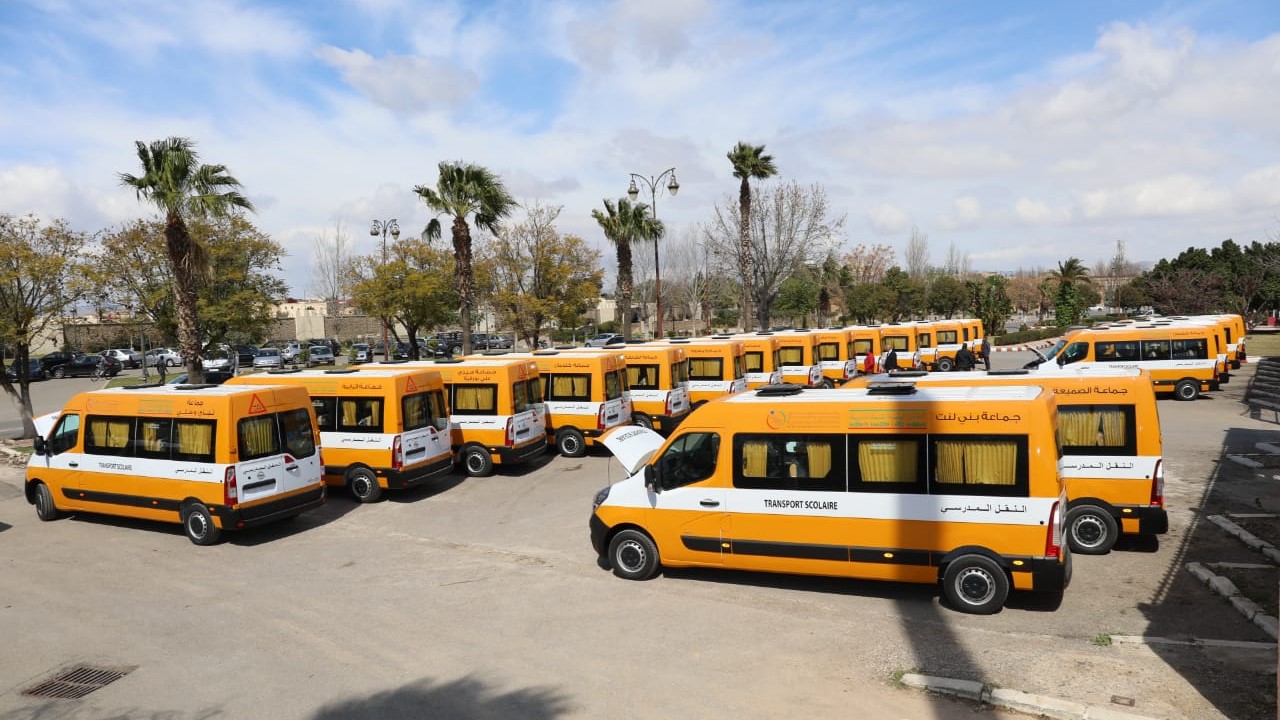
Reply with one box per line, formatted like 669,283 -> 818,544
938,195 -> 982,231
1014,198 -> 1071,225
866,204 -> 911,235
316,47 -> 478,115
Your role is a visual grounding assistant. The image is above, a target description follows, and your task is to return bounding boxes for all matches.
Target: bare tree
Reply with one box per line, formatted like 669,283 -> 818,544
942,240 -> 970,278
704,181 -> 846,328
842,243 -> 895,284
664,226 -> 716,334
905,225 -> 930,282
310,219 -> 352,315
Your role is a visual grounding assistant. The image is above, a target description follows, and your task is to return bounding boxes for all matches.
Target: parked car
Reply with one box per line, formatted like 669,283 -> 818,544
202,346 -> 238,373
145,348 -> 183,367
281,342 -> 302,364
233,345 -> 259,366
351,343 -> 370,364
306,344 -> 335,366
305,338 -> 340,357
38,350 -> 84,374
51,354 -> 121,378
583,333 -> 626,347
6,358 -> 47,382
166,370 -> 233,385
253,347 -> 284,370
371,340 -> 410,359
103,348 -> 142,369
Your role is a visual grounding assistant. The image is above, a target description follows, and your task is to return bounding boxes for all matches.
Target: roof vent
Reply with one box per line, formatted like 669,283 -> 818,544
755,383 -> 805,397
323,368 -> 358,374
866,381 -> 917,395
988,369 -> 1030,376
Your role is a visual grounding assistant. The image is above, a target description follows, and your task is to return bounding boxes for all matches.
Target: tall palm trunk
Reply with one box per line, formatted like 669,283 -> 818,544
739,178 -> 753,332
617,241 -> 633,338
453,215 -> 475,356
166,215 -> 204,383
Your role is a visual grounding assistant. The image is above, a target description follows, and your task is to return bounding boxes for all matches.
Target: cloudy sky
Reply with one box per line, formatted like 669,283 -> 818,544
2,0 -> 1278,296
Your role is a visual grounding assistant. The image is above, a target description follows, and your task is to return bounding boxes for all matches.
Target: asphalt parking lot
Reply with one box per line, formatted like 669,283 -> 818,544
0,353 -> 1275,719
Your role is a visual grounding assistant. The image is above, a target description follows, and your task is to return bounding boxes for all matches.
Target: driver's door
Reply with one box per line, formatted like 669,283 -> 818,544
648,431 -> 728,567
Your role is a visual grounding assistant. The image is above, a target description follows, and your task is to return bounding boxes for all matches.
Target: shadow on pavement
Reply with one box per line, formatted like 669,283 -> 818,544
310,675 -> 571,720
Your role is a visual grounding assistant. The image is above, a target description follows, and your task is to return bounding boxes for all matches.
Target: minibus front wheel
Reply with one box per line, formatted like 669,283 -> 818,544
182,502 -> 222,546
608,529 -> 660,580
31,482 -> 61,521
1174,379 -> 1200,401
346,467 -> 383,503
942,555 -> 1008,615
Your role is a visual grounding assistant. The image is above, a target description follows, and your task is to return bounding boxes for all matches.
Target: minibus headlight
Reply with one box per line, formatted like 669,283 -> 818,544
592,486 -> 610,510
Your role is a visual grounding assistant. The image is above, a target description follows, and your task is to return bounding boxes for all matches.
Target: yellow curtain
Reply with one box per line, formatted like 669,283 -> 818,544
341,399 -> 357,425
917,334 -> 933,349
744,353 -> 763,373
404,394 -> 427,429
1058,408 -> 1097,447
963,440 -> 1017,486
818,344 -> 839,361
141,421 -> 164,453
241,417 -> 277,457
690,358 -> 721,379
852,340 -> 873,355
455,386 -> 494,412
806,442 -> 832,477
779,347 -> 803,366
934,441 -> 967,484
368,401 -> 381,426
938,331 -> 958,344
742,441 -> 769,477
176,422 -> 212,457
89,419 -> 130,450
858,441 -> 917,482
1098,408 -> 1126,446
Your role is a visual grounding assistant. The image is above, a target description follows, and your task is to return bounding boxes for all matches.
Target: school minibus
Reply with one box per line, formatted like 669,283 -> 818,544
587,343 -> 691,434
878,322 -> 923,370
484,350 -> 633,457
226,368 -> 452,502
1152,317 -> 1237,376
666,337 -> 747,407
847,326 -> 883,373
958,317 -> 986,347
356,358 -> 548,476
737,334 -> 783,390
1029,324 -> 1220,400
848,366 -> 1166,554
917,319 -> 968,372
25,383 -> 326,545
812,327 -> 860,386
591,383 -> 1070,615
771,330 -> 825,387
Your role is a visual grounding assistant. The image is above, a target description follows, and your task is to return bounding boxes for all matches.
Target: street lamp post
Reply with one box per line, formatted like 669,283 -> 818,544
627,167 -> 679,338
369,219 -> 400,358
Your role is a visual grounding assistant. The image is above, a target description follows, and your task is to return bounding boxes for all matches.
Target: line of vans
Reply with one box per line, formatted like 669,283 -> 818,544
591,383 -> 1070,614
584,343 -> 691,434
848,366 -> 1166,554
25,383 -> 327,545
226,368 -> 453,502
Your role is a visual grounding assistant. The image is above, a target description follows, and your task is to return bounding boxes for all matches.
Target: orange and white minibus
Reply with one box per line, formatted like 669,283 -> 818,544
812,327 -> 860,387
587,343 -> 691,434
878,323 -> 922,370
847,326 -> 883,373
772,330 -> 825,387
737,334 -> 783,390
591,383 -> 1069,614
358,358 -> 548,476
667,337 -> 747,407
849,366 -> 1166,554
917,320 -> 968,372
227,368 -> 452,502
26,383 -> 326,545
1030,324 -> 1220,400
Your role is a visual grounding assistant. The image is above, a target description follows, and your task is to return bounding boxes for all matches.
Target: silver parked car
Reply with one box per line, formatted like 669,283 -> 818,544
103,348 -> 142,369
145,347 -> 183,367
306,345 -> 335,366
253,347 -> 284,370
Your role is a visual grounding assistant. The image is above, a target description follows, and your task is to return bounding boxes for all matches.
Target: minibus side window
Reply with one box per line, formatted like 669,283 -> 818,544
1096,341 -> 1139,362
779,347 -> 804,367
136,418 -> 173,459
852,339 -> 873,355
734,434 -> 845,491
733,355 -> 745,380
452,384 -> 497,415
238,415 -> 281,461
1058,405 -> 1137,456
655,432 -> 720,490
629,364 -> 660,389
280,409 -> 317,458
689,358 -> 723,382
428,390 -> 448,425
1141,340 -> 1171,360
929,435 -> 1029,498
1172,338 -> 1208,359
86,415 -> 133,457
548,374 -> 590,401
848,436 -> 925,494
884,336 -> 908,351
917,333 -> 932,349
743,352 -> 763,374
817,343 -> 840,361
937,331 -> 958,345
312,397 -> 337,432
337,398 -> 384,432
604,370 -> 625,400
173,420 -> 215,463
48,414 -> 80,455
1059,342 -> 1087,365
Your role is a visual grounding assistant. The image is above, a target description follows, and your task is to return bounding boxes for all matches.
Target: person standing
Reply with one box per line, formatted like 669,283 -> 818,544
979,336 -> 991,370
156,355 -> 167,383
955,343 -> 975,371
884,347 -> 900,372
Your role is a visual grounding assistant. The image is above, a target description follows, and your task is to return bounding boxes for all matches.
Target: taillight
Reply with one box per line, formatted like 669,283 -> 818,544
1151,459 -> 1164,507
664,393 -> 673,417
505,418 -> 515,447
597,405 -> 607,431
392,435 -> 403,471
1044,501 -> 1062,559
223,466 -> 238,506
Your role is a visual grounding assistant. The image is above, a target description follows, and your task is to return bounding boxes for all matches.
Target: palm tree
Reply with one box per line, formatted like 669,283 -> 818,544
592,198 -> 663,339
119,137 -> 253,383
415,161 -> 515,356
1049,257 -> 1093,326
727,142 -> 778,331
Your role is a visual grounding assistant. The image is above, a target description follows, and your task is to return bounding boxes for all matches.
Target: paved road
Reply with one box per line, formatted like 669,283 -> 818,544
0,353 -> 1274,719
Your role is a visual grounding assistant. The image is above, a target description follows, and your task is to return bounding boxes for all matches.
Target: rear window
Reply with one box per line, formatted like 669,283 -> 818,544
238,415 -> 280,461
605,370 -> 625,400
689,357 -> 723,381
279,408 -> 317,458
779,347 -> 805,367
403,392 -> 440,431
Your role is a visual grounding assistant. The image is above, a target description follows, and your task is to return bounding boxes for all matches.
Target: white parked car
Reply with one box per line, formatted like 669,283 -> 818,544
146,347 -> 183,367
202,346 -> 237,373
351,343 -> 370,364
103,348 -> 142,369
281,342 -> 301,364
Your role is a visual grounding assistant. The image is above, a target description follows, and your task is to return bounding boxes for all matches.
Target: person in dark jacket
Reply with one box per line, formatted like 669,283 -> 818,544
955,343 -> 976,371
979,337 -> 991,370
884,347 -> 900,371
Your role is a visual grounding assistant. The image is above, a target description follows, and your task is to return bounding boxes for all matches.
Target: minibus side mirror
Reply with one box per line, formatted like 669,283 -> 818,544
644,465 -> 661,494
1057,355 -> 1066,367
32,437 -> 46,456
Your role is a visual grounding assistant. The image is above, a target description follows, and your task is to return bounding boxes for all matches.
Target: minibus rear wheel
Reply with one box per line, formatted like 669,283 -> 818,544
32,482 -> 61,521
608,529 -> 659,580
942,554 -> 1008,614
631,413 -> 653,430
1174,379 -> 1199,401
182,502 -> 222,546
347,467 -> 383,503
937,357 -> 954,372
1066,505 -> 1117,555
461,445 -> 494,477
556,428 -> 587,458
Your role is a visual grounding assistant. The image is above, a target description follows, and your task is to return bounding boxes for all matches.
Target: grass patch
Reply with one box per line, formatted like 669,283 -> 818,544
891,667 -> 921,686
104,377 -> 144,388
1245,332 -> 1280,359
1091,633 -> 1113,647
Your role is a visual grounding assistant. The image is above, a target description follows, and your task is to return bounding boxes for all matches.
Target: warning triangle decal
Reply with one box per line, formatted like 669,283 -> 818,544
248,393 -> 267,414
405,376 -> 418,393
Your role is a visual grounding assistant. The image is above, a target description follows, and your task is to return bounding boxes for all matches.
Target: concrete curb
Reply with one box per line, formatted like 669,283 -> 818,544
1208,514 -> 1280,560
1109,635 -> 1276,649
1185,561 -> 1279,640
899,673 -> 1157,720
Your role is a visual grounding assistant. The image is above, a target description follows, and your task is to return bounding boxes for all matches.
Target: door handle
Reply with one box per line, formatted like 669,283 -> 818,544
69,462 -> 78,468
285,464 -> 298,471
699,499 -> 720,508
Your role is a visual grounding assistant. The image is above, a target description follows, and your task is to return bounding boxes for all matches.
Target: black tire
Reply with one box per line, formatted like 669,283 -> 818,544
608,529 -> 660,580
631,413 -> 653,430
182,503 -> 222,546
52,366 -> 66,379
1174,379 -> 1199,401
461,445 -> 494,477
1067,504 -> 1118,555
347,467 -> 383,503
820,378 -> 834,389
33,482 -> 60,521
556,428 -> 587,458
942,554 -> 1008,614
937,357 -> 954,372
